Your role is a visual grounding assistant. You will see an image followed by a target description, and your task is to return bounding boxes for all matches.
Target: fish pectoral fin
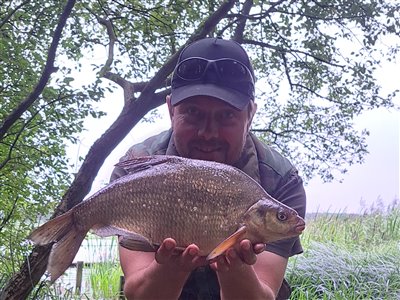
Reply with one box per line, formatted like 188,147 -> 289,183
92,225 -> 158,252
206,226 -> 247,261
119,236 -> 158,252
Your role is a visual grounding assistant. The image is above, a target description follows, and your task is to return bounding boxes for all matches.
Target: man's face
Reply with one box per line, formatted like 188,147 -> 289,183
168,95 -> 254,165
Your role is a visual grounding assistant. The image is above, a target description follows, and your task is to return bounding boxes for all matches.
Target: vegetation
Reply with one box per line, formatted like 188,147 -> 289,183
86,237 -> 122,299
287,200 -> 400,299
1,0 -> 399,298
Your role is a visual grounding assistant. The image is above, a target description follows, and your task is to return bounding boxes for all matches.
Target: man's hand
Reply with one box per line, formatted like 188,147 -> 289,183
155,238 -> 208,272
210,240 -> 265,272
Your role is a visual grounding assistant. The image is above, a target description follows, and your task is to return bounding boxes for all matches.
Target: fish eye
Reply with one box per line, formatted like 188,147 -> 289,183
277,210 -> 288,222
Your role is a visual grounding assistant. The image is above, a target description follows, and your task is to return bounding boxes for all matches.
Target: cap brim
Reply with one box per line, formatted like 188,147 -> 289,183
171,83 -> 250,110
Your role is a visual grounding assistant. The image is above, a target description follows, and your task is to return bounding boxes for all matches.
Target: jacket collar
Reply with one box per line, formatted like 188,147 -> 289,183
166,132 -> 261,184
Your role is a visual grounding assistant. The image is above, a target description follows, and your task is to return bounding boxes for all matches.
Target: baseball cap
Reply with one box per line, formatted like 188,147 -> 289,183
170,37 -> 255,110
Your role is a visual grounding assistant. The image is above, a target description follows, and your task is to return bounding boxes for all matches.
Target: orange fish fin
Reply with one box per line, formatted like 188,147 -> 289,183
48,229 -> 86,283
207,226 -> 247,260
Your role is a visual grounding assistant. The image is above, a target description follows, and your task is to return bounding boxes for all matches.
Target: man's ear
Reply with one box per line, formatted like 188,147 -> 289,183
247,101 -> 257,131
166,95 -> 174,119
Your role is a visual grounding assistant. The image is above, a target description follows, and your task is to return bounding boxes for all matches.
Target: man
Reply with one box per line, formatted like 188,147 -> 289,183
111,37 -> 306,299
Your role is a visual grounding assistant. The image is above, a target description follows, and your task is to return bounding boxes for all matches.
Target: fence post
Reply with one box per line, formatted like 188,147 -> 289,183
119,275 -> 125,299
75,261 -> 84,295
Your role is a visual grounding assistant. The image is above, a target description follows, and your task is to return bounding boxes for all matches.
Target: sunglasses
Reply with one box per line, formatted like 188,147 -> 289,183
174,57 -> 255,85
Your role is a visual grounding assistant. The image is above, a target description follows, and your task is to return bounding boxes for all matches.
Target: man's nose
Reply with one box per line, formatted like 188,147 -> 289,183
198,117 -> 219,140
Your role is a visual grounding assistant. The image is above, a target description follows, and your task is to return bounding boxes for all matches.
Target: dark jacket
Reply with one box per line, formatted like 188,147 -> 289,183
111,129 -> 306,300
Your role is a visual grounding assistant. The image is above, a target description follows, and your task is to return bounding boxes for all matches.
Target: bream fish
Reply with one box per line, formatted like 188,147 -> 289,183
29,155 -> 305,282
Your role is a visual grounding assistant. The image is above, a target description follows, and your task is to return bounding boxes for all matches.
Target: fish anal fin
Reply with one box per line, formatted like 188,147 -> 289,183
207,226 -> 247,261
91,224 -> 133,238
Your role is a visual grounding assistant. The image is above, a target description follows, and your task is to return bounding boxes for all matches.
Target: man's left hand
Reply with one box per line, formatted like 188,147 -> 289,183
210,240 -> 265,272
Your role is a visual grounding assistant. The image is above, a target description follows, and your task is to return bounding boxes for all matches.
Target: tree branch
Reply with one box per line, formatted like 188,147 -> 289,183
96,17 -> 117,77
0,95 -> 72,170
0,0 -> 76,141
243,39 -> 345,68
232,0 -> 253,43
0,0 -> 31,29
0,195 -> 19,233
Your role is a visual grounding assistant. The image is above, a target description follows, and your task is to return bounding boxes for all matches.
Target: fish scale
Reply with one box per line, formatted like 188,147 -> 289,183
29,155 -> 305,282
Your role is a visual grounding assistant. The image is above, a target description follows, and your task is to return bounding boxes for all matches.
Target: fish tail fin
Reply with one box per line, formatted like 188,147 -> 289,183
29,211 -> 86,283
48,229 -> 86,282
29,211 -> 74,245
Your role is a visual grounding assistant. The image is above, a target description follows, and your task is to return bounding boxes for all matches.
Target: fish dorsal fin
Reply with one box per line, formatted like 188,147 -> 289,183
115,155 -> 178,174
206,226 -> 247,260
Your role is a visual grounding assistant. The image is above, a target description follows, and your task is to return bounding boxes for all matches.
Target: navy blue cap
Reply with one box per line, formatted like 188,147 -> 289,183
171,37 -> 255,110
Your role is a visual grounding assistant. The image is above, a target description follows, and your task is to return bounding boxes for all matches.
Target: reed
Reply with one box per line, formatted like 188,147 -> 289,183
85,236 -> 122,299
287,199 -> 400,299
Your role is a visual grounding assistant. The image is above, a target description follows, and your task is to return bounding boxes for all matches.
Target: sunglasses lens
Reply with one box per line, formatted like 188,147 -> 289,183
216,60 -> 250,81
175,58 -> 253,89
177,58 -> 208,80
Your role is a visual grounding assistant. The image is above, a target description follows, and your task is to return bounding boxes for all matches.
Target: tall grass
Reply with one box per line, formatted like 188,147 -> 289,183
41,236 -> 123,299
88,260 -> 122,299
287,199 -> 400,299
80,236 -> 122,299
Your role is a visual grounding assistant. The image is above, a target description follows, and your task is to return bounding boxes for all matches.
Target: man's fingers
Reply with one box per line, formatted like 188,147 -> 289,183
210,253 -> 230,272
155,240 -> 207,271
155,238 -> 176,264
181,244 -> 208,268
239,240 -> 257,265
253,243 -> 266,254
180,244 -> 199,265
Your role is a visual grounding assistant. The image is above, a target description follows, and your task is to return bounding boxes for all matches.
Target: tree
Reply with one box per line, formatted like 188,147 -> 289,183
1,0 -> 399,298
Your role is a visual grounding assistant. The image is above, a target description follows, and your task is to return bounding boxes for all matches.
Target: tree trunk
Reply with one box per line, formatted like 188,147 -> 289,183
0,245 -> 51,300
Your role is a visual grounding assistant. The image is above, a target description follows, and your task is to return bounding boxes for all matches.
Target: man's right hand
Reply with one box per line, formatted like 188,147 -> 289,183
155,238 -> 208,272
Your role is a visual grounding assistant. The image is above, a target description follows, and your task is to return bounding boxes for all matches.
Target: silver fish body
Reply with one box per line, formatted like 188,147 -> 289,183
29,155 -> 305,282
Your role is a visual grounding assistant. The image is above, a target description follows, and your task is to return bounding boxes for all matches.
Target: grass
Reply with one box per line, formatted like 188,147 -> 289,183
88,258 -> 122,299
39,236 -> 123,299
80,236 -> 123,299
287,199 -> 400,299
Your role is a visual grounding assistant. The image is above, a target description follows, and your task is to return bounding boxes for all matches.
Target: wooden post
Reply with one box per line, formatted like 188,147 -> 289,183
119,275 -> 125,299
75,261 -> 84,295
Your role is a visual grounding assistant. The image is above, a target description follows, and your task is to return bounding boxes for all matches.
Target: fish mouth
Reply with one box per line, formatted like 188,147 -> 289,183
294,219 -> 306,234
295,224 -> 306,234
